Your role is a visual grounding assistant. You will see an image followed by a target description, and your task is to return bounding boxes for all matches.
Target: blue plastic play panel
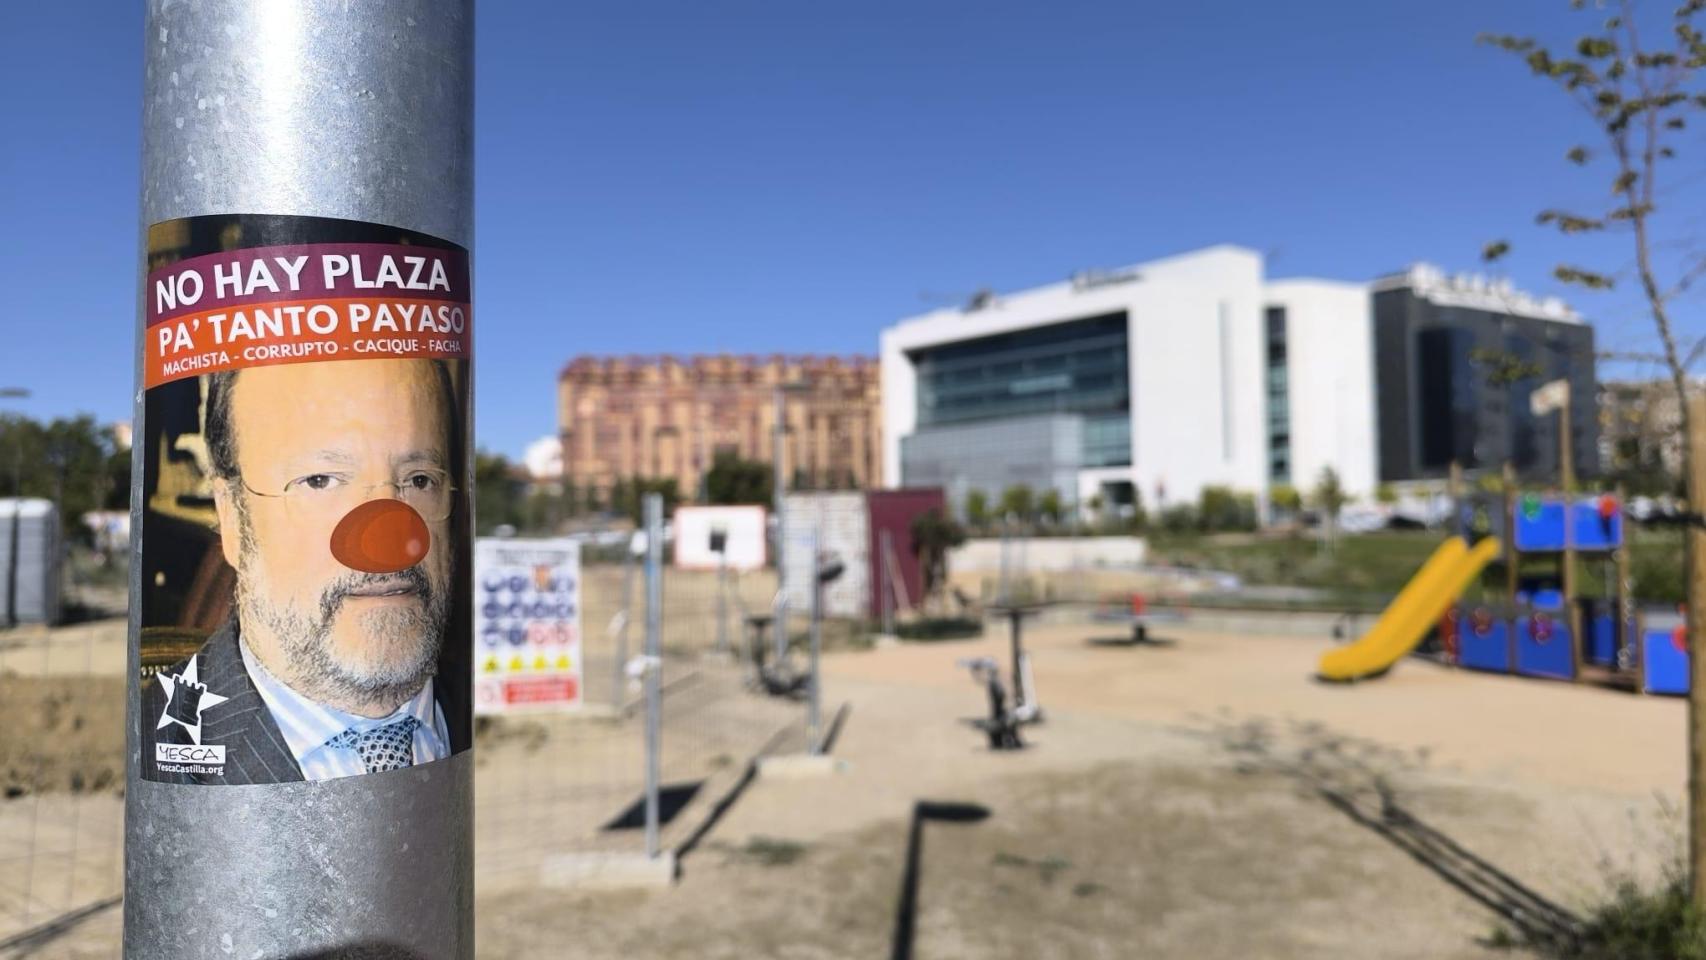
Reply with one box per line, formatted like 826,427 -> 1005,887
1644,616 -> 1690,696
1456,612 -> 1511,673
1513,500 -> 1567,552
1515,613 -> 1573,680
1586,614 -> 1617,667
1571,501 -> 1623,551
1512,496 -> 1623,552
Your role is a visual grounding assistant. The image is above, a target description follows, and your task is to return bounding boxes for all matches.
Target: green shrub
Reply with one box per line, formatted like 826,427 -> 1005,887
1158,504 -> 1199,535
1491,853 -> 1706,959
1199,486 -> 1257,532
1269,483 -> 1303,513
895,617 -> 983,641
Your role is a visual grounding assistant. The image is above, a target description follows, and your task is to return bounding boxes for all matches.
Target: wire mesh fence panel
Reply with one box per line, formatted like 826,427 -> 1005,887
474,556 -> 651,887
0,522 -> 820,940
0,543 -> 127,948
473,548 -> 807,888
652,567 -> 809,854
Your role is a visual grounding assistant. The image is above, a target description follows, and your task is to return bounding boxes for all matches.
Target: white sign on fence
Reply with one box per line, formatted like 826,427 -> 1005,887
782,492 -> 869,618
474,537 -> 582,715
674,505 -> 768,571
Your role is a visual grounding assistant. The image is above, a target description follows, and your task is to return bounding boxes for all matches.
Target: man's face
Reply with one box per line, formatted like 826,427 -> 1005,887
214,358 -> 454,710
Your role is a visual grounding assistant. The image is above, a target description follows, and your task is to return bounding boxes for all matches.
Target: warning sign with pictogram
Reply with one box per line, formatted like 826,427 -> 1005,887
472,538 -> 583,715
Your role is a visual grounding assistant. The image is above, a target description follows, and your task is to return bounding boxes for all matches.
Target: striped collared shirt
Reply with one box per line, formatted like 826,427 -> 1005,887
239,637 -> 449,781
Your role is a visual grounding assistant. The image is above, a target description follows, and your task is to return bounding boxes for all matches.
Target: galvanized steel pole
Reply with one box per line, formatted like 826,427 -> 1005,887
807,528 -> 822,754
716,550 -> 729,655
126,2 -> 474,957
772,387 -> 788,663
642,493 -> 664,859
616,539 -> 637,711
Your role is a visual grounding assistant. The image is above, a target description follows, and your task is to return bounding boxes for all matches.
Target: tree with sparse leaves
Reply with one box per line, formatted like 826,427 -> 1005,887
0,414 -> 124,538
964,488 -> 990,529
704,450 -> 772,505
1038,489 -> 1064,527
1481,0 -> 1706,904
910,507 -> 967,609
998,484 -> 1035,524
474,451 -> 525,535
1312,466 -> 1348,550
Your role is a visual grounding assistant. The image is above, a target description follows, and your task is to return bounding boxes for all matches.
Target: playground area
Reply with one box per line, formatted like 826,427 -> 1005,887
2,545 -> 1692,957
477,616 -> 1684,957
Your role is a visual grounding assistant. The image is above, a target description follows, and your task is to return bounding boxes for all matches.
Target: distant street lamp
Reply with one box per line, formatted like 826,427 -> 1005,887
771,377 -> 815,662
1,387 -> 29,628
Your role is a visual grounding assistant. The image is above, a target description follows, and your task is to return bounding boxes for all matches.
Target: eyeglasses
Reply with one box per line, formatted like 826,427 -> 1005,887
239,468 -> 457,523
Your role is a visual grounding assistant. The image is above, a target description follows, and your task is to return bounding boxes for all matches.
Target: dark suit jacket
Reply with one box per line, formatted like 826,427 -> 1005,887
141,621 -> 305,785
142,620 -> 468,786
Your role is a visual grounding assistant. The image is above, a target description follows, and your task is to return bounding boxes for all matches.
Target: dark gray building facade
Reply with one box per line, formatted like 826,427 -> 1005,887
1372,269 -> 1597,483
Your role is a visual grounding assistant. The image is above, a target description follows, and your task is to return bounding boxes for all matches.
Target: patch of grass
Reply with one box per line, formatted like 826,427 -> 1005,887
1490,854 -> 1706,959
1149,527 -> 1687,605
895,617 -> 983,642
992,851 -> 1072,886
1571,872 -> 1706,960
740,836 -> 808,867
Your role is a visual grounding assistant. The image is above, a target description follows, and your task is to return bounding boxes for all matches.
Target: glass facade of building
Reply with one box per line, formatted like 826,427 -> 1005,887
910,311 -> 1131,467
1265,307 -> 1290,483
901,413 -> 1086,515
1375,285 -> 1597,481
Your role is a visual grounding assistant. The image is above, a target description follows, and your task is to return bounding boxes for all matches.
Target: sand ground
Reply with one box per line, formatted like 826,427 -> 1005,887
0,609 -> 1686,958
476,620 -> 1683,958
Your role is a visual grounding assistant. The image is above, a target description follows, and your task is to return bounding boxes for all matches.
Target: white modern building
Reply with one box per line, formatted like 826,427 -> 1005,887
1263,278 -> 1378,497
881,246 -> 1595,521
880,245 -> 1378,517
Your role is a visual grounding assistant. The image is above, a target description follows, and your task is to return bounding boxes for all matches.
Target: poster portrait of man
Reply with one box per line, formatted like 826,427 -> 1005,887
140,356 -> 472,784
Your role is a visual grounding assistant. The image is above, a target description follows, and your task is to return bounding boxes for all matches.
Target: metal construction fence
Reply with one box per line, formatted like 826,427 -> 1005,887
1,495 -> 827,953
477,496 -> 818,886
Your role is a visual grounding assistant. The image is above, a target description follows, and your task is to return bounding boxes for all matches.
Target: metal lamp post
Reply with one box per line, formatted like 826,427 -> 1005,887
126,3 -> 474,957
1,387 -> 28,629
770,378 -> 814,663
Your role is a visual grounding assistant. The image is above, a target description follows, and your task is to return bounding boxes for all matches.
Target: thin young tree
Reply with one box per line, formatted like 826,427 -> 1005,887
910,507 -> 967,613
1311,467 -> 1347,552
1481,0 -> 1706,901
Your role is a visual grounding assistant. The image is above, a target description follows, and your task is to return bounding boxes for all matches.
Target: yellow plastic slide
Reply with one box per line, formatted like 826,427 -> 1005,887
1318,536 -> 1503,681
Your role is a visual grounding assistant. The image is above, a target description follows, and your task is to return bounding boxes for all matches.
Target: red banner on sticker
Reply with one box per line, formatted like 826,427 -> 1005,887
503,676 -> 579,706
145,297 -> 471,387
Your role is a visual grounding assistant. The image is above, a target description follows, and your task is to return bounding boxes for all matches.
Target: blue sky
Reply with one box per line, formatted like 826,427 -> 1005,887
3,0 -> 1701,458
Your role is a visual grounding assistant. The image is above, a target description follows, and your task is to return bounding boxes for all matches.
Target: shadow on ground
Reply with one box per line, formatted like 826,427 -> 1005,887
1205,713 -> 1586,953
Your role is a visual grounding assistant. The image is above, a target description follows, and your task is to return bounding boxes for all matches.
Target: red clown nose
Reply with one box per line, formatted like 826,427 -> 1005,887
330,499 -> 431,574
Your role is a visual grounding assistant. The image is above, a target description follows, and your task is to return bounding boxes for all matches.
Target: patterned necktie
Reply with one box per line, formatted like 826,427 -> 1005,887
327,716 -> 419,773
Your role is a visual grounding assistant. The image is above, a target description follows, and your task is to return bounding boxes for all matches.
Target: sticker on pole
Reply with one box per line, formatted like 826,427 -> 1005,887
473,538 -> 583,715
136,214 -> 474,785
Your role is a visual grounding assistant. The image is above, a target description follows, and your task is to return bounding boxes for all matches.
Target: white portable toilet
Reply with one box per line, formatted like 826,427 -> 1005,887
0,498 -> 63,626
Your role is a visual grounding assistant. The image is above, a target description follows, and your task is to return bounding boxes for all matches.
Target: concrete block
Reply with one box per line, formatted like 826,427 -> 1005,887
538,851 -> 676,890
758,753 -> 846,780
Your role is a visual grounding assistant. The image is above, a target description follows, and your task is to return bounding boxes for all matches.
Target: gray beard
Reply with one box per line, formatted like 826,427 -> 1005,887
236,527 -> 447,710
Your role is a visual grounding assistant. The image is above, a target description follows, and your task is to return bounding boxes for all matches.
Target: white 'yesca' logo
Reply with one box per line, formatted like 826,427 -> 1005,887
156,656 -> 229,746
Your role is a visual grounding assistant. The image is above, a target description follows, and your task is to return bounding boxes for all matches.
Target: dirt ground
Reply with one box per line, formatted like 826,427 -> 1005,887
475,621 -> 1684,959
0,608 -> 1688,958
